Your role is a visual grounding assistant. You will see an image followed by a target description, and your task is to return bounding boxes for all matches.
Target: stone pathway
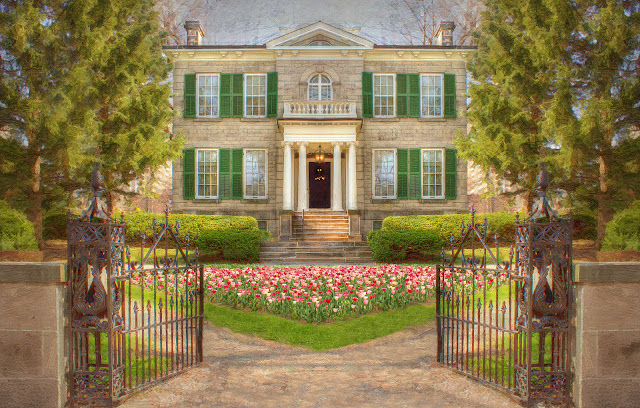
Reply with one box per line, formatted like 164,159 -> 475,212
121,322 -> 521,408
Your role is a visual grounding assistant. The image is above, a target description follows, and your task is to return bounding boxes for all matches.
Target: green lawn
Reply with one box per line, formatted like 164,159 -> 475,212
204,302 -> 437,351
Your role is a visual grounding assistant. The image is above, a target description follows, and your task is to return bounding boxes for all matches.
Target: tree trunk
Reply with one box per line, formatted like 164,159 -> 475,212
596,155 -> 612,250
106,190 -> 116,216
523,189 -> 535,216
28,155 -> 44,250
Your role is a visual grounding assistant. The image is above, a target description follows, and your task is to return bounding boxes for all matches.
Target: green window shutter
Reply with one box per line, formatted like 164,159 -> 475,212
397,148 -> 408,199
409,148 -> 421,199
231,73 -> 244,118
267,72 -> 278,117
444,73 -> 456,119
362,72 -> 373,118
408,74 -> 420,118
231,148 -> 243,199
445,148 -> 457,199
396,74 -> 408,118
219,148 -> 231,199
183,74 -> 196,118
220,74 -> 231,118
182,148 -> 195,199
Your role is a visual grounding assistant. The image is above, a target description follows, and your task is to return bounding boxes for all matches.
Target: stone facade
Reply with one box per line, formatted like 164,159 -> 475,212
166,22 -> 473,238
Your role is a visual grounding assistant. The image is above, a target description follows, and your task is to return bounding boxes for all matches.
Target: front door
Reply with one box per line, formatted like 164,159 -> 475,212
309,162 -> 331,208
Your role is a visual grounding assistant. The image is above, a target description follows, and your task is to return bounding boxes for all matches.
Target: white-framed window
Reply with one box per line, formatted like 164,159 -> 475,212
373,74 -> 395,118
308,73 -> 332,101
244,74 -> 267,118
244,148 -> 267,198
196,149 -> 218,198
196,74 -> 219,117
372,149 -> 396,198
420,74 -> 443,118
422,148 -> 444,198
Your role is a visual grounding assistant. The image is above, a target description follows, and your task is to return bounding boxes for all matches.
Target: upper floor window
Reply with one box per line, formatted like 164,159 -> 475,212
196,149 -> 218,198
373,74 -> 395,118
245,74 -> 267,118
197,74 -> 219,117
308,74 -> 332,101
421,74 -> 443,118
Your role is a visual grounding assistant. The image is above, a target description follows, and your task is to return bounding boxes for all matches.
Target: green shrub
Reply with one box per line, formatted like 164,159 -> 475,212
196,229 -> 270,261
602,201 -> 640,251
43,212 -> 68,240
367,229 -> 444,262
0,201 -> 38,251
119,210 -> 258,243
382,212 -> 517,244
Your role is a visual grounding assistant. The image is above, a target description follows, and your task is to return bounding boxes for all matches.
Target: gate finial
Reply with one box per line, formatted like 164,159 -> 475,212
530,162 -> 558,221
82,163 -> 110,221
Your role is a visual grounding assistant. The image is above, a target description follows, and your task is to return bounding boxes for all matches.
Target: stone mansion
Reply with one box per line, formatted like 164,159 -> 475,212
164,21 -> 473,240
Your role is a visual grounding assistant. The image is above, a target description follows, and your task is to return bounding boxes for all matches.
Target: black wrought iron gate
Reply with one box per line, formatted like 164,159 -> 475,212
67,169 -> 204,406
436,169 -> 573,407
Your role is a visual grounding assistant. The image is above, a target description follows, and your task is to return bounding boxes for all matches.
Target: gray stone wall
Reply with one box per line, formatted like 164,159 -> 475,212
0,263 -> 67,408
573,262 -> 640,408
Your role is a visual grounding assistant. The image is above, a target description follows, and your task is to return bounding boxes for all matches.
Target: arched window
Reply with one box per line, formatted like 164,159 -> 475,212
308,40 -> 332,46
308,73 -> 332,101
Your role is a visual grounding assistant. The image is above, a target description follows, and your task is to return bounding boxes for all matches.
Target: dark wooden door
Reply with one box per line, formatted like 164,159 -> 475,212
309,162 -> 331,208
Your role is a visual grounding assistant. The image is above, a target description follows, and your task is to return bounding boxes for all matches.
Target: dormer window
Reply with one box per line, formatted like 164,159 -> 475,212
308,73 -> 332,101
308,40 -> 332,46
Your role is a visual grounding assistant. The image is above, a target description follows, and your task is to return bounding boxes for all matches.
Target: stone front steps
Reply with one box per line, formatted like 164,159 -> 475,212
260,211 -> 373,265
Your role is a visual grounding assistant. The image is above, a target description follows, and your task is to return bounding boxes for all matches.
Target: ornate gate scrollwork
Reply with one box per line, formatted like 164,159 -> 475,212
436,164 -> 573,407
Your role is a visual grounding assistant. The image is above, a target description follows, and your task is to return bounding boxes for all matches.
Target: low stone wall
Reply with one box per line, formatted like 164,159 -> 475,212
0,262 -> 67,408
574,262 -> 640,408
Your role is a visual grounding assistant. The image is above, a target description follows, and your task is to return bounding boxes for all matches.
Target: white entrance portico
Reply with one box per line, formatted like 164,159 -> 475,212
278,120 -> 361,212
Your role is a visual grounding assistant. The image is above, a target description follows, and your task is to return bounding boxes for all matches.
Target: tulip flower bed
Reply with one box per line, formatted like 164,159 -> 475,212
199,265 -> 505,323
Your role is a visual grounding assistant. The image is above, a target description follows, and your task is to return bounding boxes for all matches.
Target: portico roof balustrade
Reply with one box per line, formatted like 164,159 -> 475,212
283,100 -> 358,119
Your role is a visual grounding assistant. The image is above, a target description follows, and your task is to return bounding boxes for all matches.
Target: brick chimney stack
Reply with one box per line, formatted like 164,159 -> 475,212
436,21 -> 455,46
184,20 -> 205,46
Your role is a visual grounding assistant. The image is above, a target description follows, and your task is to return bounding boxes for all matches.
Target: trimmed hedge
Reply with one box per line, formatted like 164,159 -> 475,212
382,212 -> 517,244
120,210 -> 258,242
0,201 -> 38,251
196,229 -> 269,262
602,201 -> 640,251
367,229 -> 444,262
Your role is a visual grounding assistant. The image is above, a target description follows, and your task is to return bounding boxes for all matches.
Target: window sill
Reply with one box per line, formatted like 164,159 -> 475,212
243,198 -> 269,203
418,117 -> 446,122
420,198 -> 446,203
194,117 -> 221,122
370,117 -> 399,122
241,117 -> 271,122
194,198 -> 221,203
371,198 -> 398,204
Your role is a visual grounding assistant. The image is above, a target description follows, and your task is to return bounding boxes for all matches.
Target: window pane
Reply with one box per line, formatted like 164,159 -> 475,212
422,149 -> 443,198
197,75 -> 219,117
245,75 -> 266,117
244,149 -> 267,198
421,75 -> 443,117
373,75 -> 394,117
374,150 -> 395,198
197,150 -> 218,198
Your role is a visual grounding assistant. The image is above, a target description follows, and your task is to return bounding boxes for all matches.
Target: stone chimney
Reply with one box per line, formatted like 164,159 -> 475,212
184,20 -> 205,46
435,21 -> 455,46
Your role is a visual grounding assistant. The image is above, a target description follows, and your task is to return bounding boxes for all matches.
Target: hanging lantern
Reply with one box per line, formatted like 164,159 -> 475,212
314,144 -> 325,164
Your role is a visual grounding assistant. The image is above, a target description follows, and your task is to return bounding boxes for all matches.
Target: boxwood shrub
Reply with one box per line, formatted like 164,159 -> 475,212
602,201 -> 640,251
0,201 -> 38,251
367,229 -> 444,262
196,229 -> 270,262
382,212 -> 517,244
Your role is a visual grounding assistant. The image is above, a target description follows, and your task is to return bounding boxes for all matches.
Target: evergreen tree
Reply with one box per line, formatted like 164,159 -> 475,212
0,0 -> 181,246
457,0 -> 578,213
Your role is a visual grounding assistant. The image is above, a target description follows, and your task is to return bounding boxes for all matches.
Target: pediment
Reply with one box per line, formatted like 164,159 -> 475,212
266,22 -> 374,49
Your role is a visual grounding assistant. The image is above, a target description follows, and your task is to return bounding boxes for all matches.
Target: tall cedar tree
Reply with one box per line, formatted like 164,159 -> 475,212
0,0 -> 181,247
457,0 -> 578,213
561,1 -> 640,247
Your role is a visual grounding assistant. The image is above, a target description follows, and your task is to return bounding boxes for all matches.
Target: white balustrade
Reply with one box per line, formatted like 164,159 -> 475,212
283,101 -> 358,118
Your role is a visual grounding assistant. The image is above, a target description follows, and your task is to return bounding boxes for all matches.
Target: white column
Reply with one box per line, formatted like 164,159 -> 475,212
282,141 -> 293,210
347,141 -> 358,210
331,142 -> 343,211
297,142 -> 308,211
